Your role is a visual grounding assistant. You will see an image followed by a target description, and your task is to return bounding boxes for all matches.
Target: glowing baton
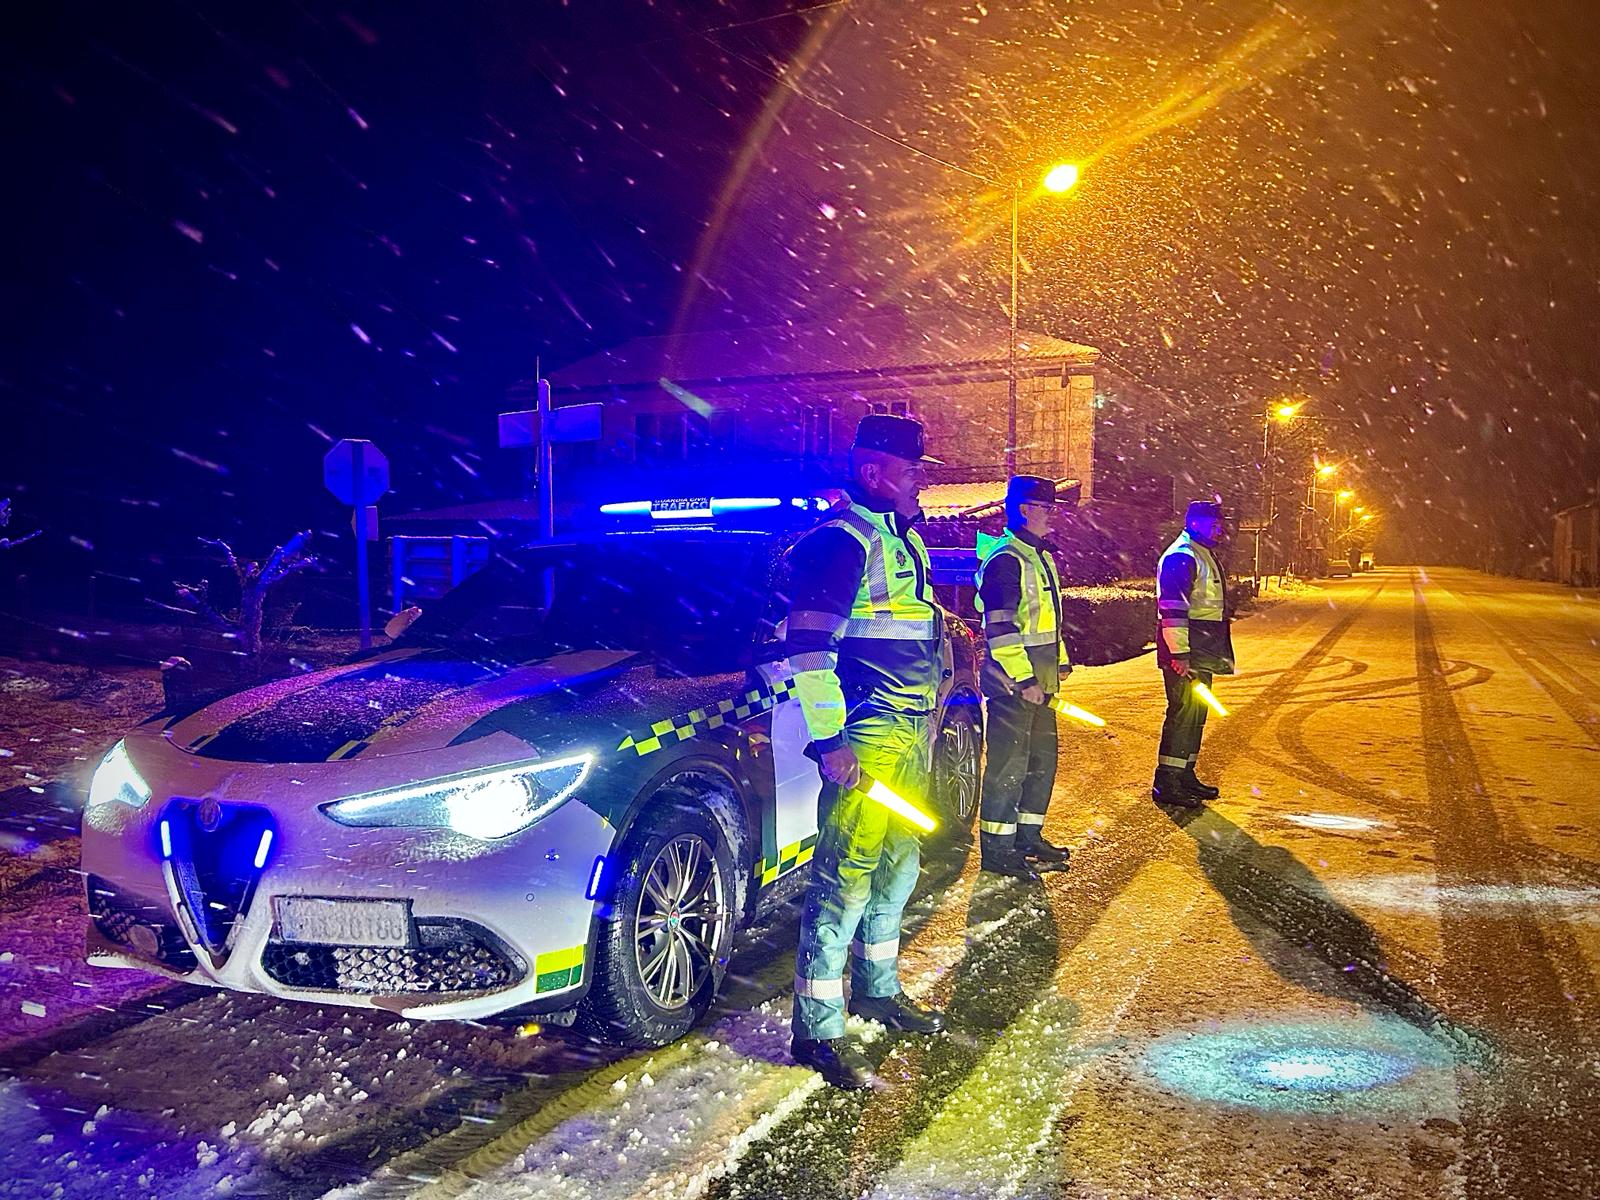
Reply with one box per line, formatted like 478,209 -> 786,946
1051,697 -> 1107,727
1191,680 -> 1229,717
860,773 -> 938,834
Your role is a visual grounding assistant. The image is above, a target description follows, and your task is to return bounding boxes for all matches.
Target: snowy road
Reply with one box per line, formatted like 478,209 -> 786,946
1,567 -> 1596,1199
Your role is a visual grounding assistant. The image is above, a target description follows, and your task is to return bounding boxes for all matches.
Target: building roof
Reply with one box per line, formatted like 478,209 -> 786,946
544,307 -> 1098,393
919,480 -> 1008,519
918,477 -> 1082,519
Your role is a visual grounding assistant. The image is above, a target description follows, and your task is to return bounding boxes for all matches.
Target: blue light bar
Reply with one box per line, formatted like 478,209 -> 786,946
586,855 -> 606,900
254,828 -> 274,870
601,496 -> 828,522
159,819 -> 172,859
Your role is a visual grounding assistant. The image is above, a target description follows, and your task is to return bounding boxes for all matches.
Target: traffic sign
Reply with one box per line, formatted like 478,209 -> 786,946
498,402 -> 603,448
323,438 -> 389,650
323,439 -> 390,506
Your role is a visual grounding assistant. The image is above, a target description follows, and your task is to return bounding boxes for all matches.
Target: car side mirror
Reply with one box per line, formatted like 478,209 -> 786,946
384,606 -> 423,639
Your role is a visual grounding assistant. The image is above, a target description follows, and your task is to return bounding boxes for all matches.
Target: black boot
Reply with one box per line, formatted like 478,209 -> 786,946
1021,838 -> 1071,871
1181,769 -> 1220,800
1152,767 -> 1203,808
791,1037 -> 875,1089
981,850 -> 1041,881
848,991 -> 946,1034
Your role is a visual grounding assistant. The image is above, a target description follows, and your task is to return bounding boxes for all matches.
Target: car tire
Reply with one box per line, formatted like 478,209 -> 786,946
933,697 -> 982,832
579,790 -> 737,1047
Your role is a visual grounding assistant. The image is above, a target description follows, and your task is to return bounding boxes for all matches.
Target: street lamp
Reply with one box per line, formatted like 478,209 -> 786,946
1006,161 -> 1081,475
1332,488 -> 1353,540
1255,399 -> 1304,578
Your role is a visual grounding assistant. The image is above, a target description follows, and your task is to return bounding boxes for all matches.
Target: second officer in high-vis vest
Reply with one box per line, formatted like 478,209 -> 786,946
974,475 -> 1075,879
784,413 -> 947,1090
1153,499 -> 1236,806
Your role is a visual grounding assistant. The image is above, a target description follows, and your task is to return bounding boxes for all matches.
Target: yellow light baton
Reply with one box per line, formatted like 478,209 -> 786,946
1191,680 -> 1229,717
1051,697 -> 1107,727
860,773 -> 938,834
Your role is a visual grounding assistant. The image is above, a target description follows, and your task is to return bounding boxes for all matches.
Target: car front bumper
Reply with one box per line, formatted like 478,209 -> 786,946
82,741 -> 617,1022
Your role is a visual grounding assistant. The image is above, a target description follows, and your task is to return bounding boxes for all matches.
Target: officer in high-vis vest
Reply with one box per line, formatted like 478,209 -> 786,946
784,413 -> 947,1089
973,475 -> 1076,879
1153,499 -> 1236,806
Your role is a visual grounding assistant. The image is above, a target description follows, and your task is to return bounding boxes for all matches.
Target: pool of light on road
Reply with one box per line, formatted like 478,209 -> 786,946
1141,1015 -> 1460,1116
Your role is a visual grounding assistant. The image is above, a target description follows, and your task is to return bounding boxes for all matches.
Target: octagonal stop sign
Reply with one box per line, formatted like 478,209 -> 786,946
323,439 -> 390,507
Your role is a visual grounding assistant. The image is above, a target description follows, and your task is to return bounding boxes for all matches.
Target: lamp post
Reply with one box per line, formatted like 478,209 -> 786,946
1255,400 -> 1301,578
1302,462 -> 1338,573
1005,163 -> 1080,476
1332,487 -> 1353,554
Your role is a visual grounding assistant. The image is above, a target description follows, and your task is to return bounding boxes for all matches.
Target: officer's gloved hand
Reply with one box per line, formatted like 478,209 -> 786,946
1170,657 -> 1191,678
1019,683 -> 1046,705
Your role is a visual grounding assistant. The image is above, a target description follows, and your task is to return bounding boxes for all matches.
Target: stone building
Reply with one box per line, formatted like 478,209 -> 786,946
538,307 -> 1099,494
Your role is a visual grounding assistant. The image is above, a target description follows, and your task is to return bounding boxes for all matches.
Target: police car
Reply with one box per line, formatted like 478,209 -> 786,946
82,496 -> 983,1047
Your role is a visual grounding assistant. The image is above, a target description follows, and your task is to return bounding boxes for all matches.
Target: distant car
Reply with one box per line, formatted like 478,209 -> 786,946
1326,557 -> 1352,578
82,501 -> 982,1047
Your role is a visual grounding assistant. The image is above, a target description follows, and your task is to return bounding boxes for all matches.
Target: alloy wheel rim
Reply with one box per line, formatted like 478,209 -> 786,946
942,716 -> 980,822
633,833 -> 725,1010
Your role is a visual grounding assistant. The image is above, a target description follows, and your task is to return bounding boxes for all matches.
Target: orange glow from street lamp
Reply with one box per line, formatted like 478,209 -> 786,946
1361,513 -> 1376,522
1042,163 -> 1080,193
1317,463 -> 1338,477
1274,402 -> 1301,421
1338,490 -> 1354,501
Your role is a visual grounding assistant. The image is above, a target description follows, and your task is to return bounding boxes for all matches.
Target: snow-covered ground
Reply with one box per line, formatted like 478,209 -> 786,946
0,568 -> 1597,1199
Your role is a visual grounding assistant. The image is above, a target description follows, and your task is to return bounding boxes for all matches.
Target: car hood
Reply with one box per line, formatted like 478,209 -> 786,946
163,646 -> 641,764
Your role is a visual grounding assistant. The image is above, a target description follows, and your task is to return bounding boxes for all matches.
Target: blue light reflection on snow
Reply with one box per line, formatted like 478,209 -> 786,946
1142,1017 -> 1459,1115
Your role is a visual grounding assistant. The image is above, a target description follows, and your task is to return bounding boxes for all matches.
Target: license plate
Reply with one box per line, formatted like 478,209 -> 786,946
274,896 -> 414,948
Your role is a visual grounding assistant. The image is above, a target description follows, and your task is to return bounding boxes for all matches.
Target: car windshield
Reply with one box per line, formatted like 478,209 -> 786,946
394,534 -> 771,675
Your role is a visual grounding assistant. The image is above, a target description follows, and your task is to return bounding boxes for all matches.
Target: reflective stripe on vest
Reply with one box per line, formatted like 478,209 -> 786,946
1159,532 -> 1224,620
975,533 -> 1061,647
822,506 -> 939,639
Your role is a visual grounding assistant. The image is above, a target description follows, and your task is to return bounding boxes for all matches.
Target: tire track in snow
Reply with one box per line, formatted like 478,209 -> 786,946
1411,571 -> 1600,1200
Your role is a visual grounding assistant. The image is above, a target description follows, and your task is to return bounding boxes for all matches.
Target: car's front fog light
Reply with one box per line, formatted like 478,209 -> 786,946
88,741 -> 152,810
321,753 -> 592,840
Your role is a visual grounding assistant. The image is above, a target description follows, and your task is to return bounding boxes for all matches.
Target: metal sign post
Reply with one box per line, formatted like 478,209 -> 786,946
323,439 -> 390,650
499,387 -> 603,529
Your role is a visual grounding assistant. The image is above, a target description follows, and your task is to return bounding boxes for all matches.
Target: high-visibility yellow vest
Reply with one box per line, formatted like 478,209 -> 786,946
820,506 -> 940,641
1157,530 -> 1234,672
975,531 -> 1070,691
787,502 -> 941,743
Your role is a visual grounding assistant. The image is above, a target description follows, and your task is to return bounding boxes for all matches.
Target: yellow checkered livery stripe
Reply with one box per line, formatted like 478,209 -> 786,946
616,680 -> 797,757
534,943 -> 585,993
755,833 -> 819,886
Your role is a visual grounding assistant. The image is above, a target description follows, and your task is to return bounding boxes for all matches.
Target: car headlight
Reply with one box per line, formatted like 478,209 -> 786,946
88,740 -> 152,810
321,753 -> 593,840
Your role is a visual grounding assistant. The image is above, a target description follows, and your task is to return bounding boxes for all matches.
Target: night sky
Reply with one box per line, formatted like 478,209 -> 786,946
4,0 -> 1598,597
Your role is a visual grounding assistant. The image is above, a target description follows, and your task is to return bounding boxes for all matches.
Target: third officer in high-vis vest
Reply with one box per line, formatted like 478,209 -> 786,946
973,475 -> 1075,880
1153,499 -> 1236,806
785,413 -> 947,1090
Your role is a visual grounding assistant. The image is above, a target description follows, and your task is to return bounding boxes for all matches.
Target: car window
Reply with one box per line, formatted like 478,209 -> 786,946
396,536 -> 773,675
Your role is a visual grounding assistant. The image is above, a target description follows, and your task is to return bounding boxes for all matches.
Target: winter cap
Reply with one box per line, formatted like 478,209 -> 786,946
1006,475 -> 1073,507
852,413 -> 941,464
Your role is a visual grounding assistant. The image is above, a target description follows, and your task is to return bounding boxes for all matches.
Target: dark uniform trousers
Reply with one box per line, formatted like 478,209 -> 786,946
979,691 -> 1058,853
1158,666 -> 1214,773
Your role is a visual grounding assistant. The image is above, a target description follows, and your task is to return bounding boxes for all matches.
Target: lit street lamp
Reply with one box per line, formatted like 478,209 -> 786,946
1255,399 -> 1304,578
1006,162 -> 1081,475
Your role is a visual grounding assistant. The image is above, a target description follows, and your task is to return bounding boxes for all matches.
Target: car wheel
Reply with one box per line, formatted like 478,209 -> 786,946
580,794 -> 736,1047
934,699 -> 981,829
